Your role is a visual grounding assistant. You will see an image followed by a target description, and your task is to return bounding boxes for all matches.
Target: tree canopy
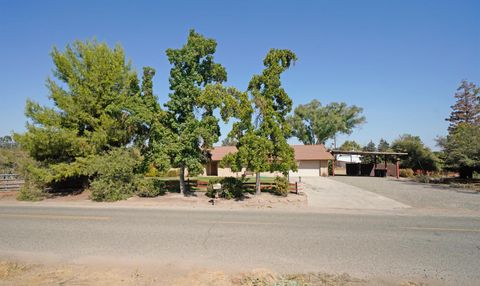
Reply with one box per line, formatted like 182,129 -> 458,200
377,138 -> 390,152
163,30 -> 243,193
14,40 -> 155,186
440,123 -> 480,178
446,80 -> 479,131
339,140 -> 362,151
222,49 -> 297,194
439,80 -> 480,178
288,99 -> 365,145
391,134 -> 439,171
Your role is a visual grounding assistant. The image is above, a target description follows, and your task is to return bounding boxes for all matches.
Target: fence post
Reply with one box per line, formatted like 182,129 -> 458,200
295,182 -> 298,194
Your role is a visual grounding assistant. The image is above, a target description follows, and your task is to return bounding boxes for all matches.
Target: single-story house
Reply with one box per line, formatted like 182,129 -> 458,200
203,144 -> 334,177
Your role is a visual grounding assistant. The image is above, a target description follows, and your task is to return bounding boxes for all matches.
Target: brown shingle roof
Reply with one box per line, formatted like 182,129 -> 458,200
210,146 -> 238,161
291,144 -> 334,160
210,144 -> 333,161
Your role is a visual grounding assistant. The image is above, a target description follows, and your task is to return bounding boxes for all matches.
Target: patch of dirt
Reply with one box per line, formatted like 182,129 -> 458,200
0,191 -> 16,201
0,189 -> 308,211
120,192 -> 308,210
0,261 -> 438,286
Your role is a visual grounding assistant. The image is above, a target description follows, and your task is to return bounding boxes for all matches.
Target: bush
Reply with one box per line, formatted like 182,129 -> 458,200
205,177 -> 246,199
273,176 -> 289,197
144,164 -> 160,177
16,183 -> 44,201
399,168 -> 414,178
206,177 -> 222,198
89,148 -> 142,202
414,174 -> 430,183
90,178 -> 136,201
136,178 -> 166,197
159,169 -> 179,177
220,177 -> 245,199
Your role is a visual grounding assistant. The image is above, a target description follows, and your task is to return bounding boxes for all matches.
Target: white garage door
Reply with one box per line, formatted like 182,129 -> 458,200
289,160 -> 320,177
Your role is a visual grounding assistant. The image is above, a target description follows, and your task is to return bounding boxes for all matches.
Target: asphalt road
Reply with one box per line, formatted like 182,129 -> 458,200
1,205 -> 479,285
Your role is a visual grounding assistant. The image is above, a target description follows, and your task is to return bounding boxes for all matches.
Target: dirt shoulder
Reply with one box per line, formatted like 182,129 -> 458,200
0,190 -> 307,211
0,260 -> 436,286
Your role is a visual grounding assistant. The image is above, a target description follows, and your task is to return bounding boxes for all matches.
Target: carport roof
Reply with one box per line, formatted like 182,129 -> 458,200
209,145 -> 334,161
330,150 -> 408,156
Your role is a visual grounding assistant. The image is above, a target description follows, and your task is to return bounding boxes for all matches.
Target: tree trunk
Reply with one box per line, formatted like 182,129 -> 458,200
179,165 -> 186,195
255,172 -> 261,195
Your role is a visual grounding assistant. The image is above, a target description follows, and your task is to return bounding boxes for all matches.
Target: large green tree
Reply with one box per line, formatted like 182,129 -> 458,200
223,49 -> 297,194
377,138 -> 390,152
14,40 -> 153,188
361,140 -> 377,164
164,30 -> 240,194
288,99 -> 365,145
438,81 -> 480,178
339,140 -> 362,151
391,134 -> 439,171
440,123 -> 480,178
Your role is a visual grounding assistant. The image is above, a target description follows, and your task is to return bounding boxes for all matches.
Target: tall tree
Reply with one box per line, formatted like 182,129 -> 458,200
288,99 -> 365,145
339,140 -> 362,151
391,134 -> 439,171
221,137 -> 237,146
446,80 -> 480,131
223,49 -> 297,194
134,67 -> 172,173
164,30 -> 233,194
361,140 -> 377,164
14,40 -> 148,186
377,138 -> 390,152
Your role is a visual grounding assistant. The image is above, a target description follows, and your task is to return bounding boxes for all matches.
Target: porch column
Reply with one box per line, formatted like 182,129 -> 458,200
396,157 -> 400,179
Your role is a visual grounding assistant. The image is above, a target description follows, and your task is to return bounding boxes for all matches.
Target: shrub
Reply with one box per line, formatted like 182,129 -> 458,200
399,168 -> 414,178
206,177 -> 222,198
89,148 -> 142,202
220,177 -> 245,199
144,164 -> 160,177
273,176 -> 289,197
414,174 -> 430,183
206,177 -> 246,199
16,183 -> 44,201
90,178 -> 136,201
159,169 -> 179,177
136,178 -> 166,197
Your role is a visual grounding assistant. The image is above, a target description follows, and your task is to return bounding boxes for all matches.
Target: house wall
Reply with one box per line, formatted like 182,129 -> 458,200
320,160 -> 329,176
202,164 -> 246,177
203,160 -> 330,178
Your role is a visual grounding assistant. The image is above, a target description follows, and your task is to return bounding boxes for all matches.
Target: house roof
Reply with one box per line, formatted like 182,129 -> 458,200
210,146 -> 238,161
210,144 -> 334,161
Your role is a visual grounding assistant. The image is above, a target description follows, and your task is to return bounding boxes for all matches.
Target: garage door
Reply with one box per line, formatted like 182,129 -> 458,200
289,160 -> 319,177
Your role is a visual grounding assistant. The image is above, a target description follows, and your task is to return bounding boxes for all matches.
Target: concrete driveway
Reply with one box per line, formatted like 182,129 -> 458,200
300,177 -> 410,211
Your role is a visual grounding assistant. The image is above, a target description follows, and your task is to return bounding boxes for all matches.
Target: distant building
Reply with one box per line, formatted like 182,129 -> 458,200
335,153 -> 362,168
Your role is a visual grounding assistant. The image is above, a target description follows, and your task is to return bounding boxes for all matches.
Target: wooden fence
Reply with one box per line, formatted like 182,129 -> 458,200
0,174 -> 24,191
187,179 -> 302,194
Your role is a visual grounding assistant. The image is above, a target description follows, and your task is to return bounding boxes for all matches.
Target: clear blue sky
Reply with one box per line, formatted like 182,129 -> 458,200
1,0 -> 479,149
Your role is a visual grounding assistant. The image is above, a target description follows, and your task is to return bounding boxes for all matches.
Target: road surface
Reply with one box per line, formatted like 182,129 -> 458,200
0,205 -> 479,285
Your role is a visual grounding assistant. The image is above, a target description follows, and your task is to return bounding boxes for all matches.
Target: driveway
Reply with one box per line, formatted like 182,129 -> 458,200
300,177 -> 410,211
330,176 -> 480,214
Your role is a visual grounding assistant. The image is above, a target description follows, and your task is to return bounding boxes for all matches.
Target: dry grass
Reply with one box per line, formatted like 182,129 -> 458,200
233,271 -> 364,286
0,261 -> 434,286
0,261 -> 30,279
